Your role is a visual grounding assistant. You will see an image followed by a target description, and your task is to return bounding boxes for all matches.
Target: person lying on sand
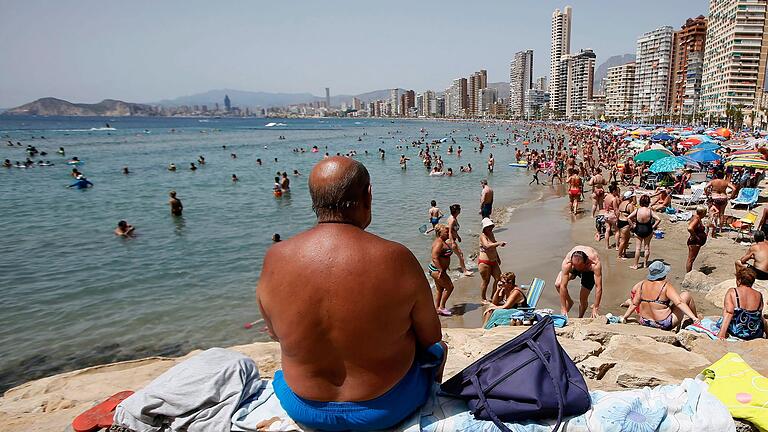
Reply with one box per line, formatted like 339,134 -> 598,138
620,261 -> 699,331
257,157 -> 447,431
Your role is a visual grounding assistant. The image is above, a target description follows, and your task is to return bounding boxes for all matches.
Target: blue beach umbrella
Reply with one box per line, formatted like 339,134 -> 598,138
651,133 -> 675,141
649,156 -> 685,173
675,156 -> 702,169
690,142 -> 721,151
686,149 -> 722,163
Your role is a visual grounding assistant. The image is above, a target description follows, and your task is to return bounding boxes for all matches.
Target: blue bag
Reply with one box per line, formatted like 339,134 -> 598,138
440,315 -> 590,432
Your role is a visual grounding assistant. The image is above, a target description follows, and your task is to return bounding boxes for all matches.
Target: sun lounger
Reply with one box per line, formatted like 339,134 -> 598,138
518,277 -> 545,311
672,186 -> 706,208
731,210 -> 758,243
730,187 -> 759,209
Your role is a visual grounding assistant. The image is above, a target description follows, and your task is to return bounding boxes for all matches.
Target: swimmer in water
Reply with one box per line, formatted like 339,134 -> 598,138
71,168 -> 81,178
272,233 -> 282,242
58,147 -> 65,156
114,220 -> 135,237
198,155 -> 206,165
190,162 -> 197,171
169,191 -> 183,216
122,167 -> 130,175
232,174 -> 239,182
2,159 -> 10,168
293,169 -> 301,176
256,159 -> 262,166
168,163 -> 177,171
280,172 -> 290,191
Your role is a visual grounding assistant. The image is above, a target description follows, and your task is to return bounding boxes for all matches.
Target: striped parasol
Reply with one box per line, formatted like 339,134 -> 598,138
725,157 -> 768,169
726,150 -> 764,160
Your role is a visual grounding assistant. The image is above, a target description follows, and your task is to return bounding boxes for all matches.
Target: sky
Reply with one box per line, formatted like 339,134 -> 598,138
0,0 -> 709,107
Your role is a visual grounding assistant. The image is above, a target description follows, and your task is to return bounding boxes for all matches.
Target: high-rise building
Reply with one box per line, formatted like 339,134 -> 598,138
632,26 -> 674,120
389,89 -> 401,116
448,78 -> 468,117
534,76 -> 548,91
468,70 -> 488,116
399,90 -> 415,116
325,88 -> 331,110
479,87 -> 498,114
418,90 -> 436,117
351,97 -> 362,111
670,16 -> 707,115
550,6 -> 572,110
224,95 -> 231,112
509,50 -> 534,118
436,96 -> 446,117
564,49 -> 596,119
524,89 -> 550,118
702,0 -> 768,121
605,62 -> 636,119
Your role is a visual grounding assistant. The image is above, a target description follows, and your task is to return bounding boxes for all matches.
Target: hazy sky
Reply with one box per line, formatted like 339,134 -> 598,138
0,0 -> 708,107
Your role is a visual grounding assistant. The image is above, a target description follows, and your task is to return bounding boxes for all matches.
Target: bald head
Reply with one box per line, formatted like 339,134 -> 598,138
309,157 -> 371,223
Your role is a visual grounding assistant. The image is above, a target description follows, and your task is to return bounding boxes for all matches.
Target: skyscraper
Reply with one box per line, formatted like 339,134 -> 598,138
448,78 -> 468,117
389,89 -> 401,117
605,62 -> 636,119
670,16 -> 707,116
632,26 -> 674,120
509,50 -> 534,118
224,94 -> 231,112
468,70 -> 488,116
400,90 -> 415,116
702,0 -> 768,122
564,49 -> 596,119
534,76 -> 548,91
325,88 -> 331,110
550,6 -> 572,110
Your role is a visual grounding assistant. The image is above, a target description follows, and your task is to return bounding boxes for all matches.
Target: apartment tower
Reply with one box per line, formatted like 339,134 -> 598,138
509,50 -> 534,117
549,6 -> 573,111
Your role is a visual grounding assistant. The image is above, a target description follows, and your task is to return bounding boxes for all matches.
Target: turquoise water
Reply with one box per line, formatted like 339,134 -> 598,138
0,116 -> 542,390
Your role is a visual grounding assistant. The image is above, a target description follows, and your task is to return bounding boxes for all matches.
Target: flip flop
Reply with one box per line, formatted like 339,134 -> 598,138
72,391 -> 134,432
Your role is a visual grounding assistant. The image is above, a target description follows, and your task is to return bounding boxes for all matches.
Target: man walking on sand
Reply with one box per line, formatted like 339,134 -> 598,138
480,180 -> 494,218
257,157 -> 446,431
555,245 -> 603,318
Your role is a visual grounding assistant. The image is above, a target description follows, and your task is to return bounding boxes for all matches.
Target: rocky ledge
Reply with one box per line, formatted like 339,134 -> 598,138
1,316 -> 763,432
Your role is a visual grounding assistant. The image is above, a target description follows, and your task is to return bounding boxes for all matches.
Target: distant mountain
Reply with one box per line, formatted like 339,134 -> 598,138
3,98 -> 155,116
594,54 -> 636,93
158,88 -> 401,108
488,82 -> 510,102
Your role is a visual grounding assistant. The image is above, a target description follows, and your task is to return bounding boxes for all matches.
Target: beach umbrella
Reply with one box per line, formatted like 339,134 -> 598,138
715,127 -> 732,139
690,142 -> 721,151
680,137 -> 702,148
651,133 -> 675,141
631,128 -> 652,136
725,157 -> 768,169
649,156 -> 685,173
726,150 -> 764,160
649,143 -> 669,150
634,148 -> 673,162
689,134 -> 715,142
686,150 -> 722,163
623,136 -> 635,141
675,156 -> 702,169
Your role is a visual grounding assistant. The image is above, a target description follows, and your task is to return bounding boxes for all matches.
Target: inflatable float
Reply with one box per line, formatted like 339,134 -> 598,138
509,160 -> 528,168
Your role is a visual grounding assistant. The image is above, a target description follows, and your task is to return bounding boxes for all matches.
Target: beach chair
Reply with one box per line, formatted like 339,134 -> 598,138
731,210 -> 758,244
672,186 -> 706,209
641,173 -> 659,190
518,278 -> 545,311
730,187 -> 759,209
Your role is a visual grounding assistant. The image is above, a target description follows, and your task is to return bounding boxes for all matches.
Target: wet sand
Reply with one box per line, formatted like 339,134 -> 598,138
441,189 -> 740,328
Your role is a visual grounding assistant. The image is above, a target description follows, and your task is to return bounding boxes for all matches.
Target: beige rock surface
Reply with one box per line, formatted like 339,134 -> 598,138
706,278 -> 768,309
0,320 -> 744,432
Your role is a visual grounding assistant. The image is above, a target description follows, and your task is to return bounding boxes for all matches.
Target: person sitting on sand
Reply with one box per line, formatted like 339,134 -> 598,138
257,157 -> 446,431
650,188 -> 672,212
736,231 -> 768,280
114,220 -> 135,237
717,267 -> 767,340
620,261 -> 700,331
483,272 -> 528,326
555,245 -> 603,318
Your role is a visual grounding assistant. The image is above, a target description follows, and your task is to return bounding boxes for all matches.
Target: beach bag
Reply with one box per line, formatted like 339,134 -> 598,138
440,315 -> 590,432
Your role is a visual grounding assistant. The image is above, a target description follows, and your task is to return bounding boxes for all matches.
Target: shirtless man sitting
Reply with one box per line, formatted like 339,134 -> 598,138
555,245 -> 604,318
650,188 -> 672,212
257,156 -> 446,431
736,230 -> 768,280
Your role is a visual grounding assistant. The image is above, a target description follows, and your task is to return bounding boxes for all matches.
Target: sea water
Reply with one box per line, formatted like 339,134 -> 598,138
0,116 -> 545,391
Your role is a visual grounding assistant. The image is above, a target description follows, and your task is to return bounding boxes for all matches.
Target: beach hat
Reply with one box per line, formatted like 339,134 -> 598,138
647,261 -> 671,281
481,218 -> 495,230
623,191 -> 634,200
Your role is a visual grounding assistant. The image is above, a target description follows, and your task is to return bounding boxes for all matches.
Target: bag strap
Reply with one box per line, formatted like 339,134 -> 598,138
527,339 -> 565,432
470,374 -> 514,432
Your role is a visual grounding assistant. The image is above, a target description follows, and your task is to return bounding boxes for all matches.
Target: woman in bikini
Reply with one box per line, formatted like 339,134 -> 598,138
567,169 -> 582,215
616,191 -> 635,260
717,267 -> 767,340
588,168 -> 607,218
686,206 -> 708,273
601,183 -> 621,249
429,224 -> 454,316
704,171 -> 736,236
446,204 -> 473,276
628,194 -> 661,270
478,218 -> 507,304
483,272 -> 528,326
621,261 -> 700,331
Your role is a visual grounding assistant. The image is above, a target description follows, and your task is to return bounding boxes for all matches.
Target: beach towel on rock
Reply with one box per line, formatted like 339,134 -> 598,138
113,348 -> 263,432
231,378 -> 734,431
701,353 -> 768,432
